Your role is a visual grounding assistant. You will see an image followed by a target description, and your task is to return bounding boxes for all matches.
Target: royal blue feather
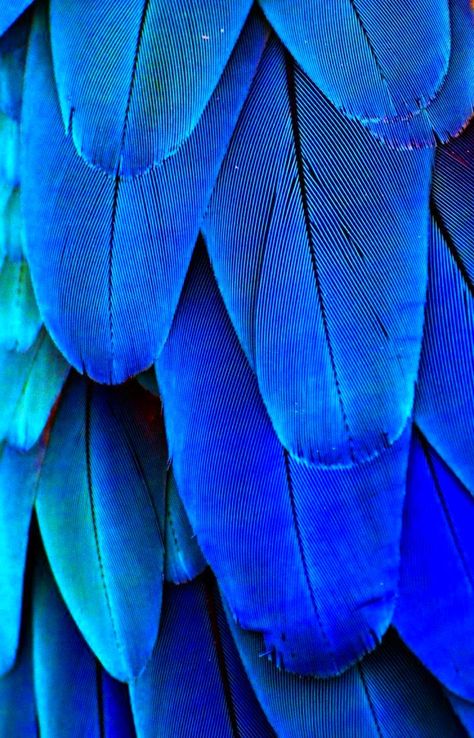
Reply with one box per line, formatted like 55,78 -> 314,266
203,39 -> 432,464
0,443 -> 43,674
0,1 -> 33,38
33,555 -> 136,738
22,6 -> 266,383
49,0 -> 253,175
367,0 -> 474,148
0,629 -> 38,737
0,259 -> 42,352
225,617 -> 465,738
164,470 -> 206,585
415,218 -> 474,494
130,574 -> 274,738
0,329 -> 69,451
157,247 -> 409,676
394,430 -> 474,701
35,376 -> 167,681
258,0 -> 451,125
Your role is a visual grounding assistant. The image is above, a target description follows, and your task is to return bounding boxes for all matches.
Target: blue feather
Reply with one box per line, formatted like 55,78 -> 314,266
0,1 -> 33,38
22,6 -> 266,383
164,470 -> 206,585
394,430 -> 474,701
415,218 -> 474,494
49,0 -> 254,175
33,554 -> 136,738
225,615 -> 465,738
1,188 -> 24,263
0,628 -> 38,737
130,574 -> 274,738
447,693 -> 474,736
0,258 -> 42,352
0,329 -> 69,451
258,0 -> 451,125
0,112 -> 19,188
0,443 -> 42,674
157,246 -> 410,676
0,9 -> 30,122
35,376 -> 167,681
203,39 -> 432,464
367,0 -> 474,148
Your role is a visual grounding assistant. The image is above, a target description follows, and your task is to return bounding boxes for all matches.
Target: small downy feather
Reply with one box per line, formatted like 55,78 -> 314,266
0,328 -> 69,451
130,573 -> 274,738
22,6 -> 266,383
258,0 -> 451,124
164,470 -> 206,585
225,614 -> 466,738
203,38 -> 432,464
49,0 -> 253,175
0,258 -> 42,352
367,0 -> 474,148
0,443 -> 43,674
33,552 -> 136,738
394,430 -> 474,701
415,218 -> 474,493
35,376 -> 167,681
157,246 -> 409,676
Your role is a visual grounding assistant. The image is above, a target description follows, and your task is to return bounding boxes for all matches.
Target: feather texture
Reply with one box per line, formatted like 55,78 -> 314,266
258,0 -> 451,125
0,258 -> 41,351
164,470 -> 206,585
0,629 -> 38,738
22,6 -> 266,383
394,431 -> 474,701
35,376 -> 167,681
33,553 -> 136,738
49,0 -> 253,175
204,39 -> 432,464
0,1 -> 33,38
157,246 -> 409,676
130,574 -> 274,738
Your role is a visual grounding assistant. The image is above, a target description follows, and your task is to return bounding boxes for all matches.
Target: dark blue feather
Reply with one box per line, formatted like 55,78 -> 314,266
415,218 -> 474,494
447,693 -> 474,736
367,0 -> 474,147
0,9 -> 30,121
49,0 -> 253,175
394,430 -> 474,701
0,1 -> 33,38
258,0 -> 451,125
130,574 -> 274,738
226,614 -> 466,738
0,259 -> 42,351
0,443 -> 42,674
0,329 -> 69,450
35,376 -> 167,681
157,247 -> 409,676
33,554 -> 136,738
22,6 -> 266,383
0,629 -> 38,737
164,470 -> 206,585
203,39 -> 432,465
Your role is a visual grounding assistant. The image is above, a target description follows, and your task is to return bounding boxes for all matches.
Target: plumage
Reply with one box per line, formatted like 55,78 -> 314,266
22,6 -> 266,383
35,375 -> 167,681
0,258 -> 41,351
0,629 -> 38,738
0,1 -> 33,39
158,246 -> 410,676
164,470 -> 207,585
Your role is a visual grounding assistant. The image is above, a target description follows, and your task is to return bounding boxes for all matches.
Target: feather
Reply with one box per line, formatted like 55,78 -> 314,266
22,6 -> 266,383
367,0 -> 474,148
414,218 -> 474,494
447,693 -> 474,735
35,375 -> 167,681
0,9 -> 30,121
225,615 -> 466,738
157,246 -> 409,676
0,628 -> 38,738
49,0 -> 253,175
33,553 -> 136,738
130,573 -> 274,738
203,39 -> 432,464
164,470 -> 206,585
0,188 -> 24,263
0,1 -> 33,38
0,329 -> 69,451
258,0 -> 451,125
0,443 -> 43,674
394,430 -> 474,701
0,112 -> 19,187
0,258 -> 42,351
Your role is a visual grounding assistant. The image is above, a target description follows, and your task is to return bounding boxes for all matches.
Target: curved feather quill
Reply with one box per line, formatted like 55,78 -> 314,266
157,246 -> 409,676
35,376 -> 167,681
22,6 -> 266,383
204,39 -> 432,464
